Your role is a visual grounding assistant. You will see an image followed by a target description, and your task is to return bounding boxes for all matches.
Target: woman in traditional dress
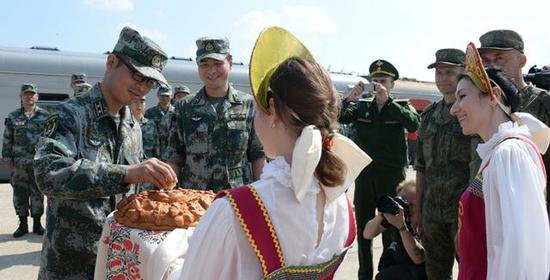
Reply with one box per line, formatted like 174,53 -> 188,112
173,27 -> 371,279
452,42 -> 550,279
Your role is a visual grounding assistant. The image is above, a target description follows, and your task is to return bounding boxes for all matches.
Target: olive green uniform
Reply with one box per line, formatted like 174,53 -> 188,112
340,96 -> 420,280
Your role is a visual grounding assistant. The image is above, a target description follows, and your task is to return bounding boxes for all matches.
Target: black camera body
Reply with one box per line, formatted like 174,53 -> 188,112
524,65 -> 550,90
377,195 -> 412,230
377,195 -> 410,216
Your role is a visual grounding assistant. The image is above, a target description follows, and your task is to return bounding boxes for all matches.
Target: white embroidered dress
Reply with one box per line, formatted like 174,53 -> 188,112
173,157 -> 353,279
477,120 -> 550,279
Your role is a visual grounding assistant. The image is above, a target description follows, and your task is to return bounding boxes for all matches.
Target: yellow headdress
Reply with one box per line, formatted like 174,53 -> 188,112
465,42 -> 494,97
249,27 -> 314,112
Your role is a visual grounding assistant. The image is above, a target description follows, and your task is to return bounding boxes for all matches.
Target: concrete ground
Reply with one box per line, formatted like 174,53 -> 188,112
0,168 -> 457,279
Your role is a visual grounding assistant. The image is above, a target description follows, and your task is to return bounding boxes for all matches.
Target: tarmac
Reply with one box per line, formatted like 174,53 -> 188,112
0,167 -> 458,279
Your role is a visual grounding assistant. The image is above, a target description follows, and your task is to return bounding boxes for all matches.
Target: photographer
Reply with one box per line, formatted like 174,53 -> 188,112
363,180 -> 427,280
339,59 -> 420,280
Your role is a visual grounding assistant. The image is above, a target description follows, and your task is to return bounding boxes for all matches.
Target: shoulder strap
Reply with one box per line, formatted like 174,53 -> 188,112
215,186 -> 285,276
502,135 -> 546,180
344,194 -> 356,248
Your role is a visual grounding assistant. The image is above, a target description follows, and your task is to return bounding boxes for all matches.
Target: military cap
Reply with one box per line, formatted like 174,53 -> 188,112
74,82 -> 92,94
71,73 -> 87,83
174,85 -> 191,94
478,29 -> 524,53
427,48 -> 465,69
369,59 -> 399,80
195,36 -> 230,62
112,26 -> 169,88
21,83 -> 37,94
157,86 -> 172,96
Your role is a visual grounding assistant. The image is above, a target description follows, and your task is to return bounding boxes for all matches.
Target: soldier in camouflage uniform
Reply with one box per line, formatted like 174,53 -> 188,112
415,49 -> 473,279
339,60 -> 420,280
70,73 -> 87,95
165,37 -> 265,192
1,83 -> 49,238
130,96 -> 159,159
159,86 -> 190,162
33,27 -> 177,279
144,85 -> 174,125
478,29 -> 550,215
173,84 -> 191,103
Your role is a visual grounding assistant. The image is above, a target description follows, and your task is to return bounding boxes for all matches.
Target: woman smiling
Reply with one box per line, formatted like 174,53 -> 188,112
451,42 -> 550,280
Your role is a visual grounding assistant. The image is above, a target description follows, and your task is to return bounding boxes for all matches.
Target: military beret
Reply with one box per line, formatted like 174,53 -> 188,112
174,85 -> 191,94
112,26 -> 169,88
478,29 -> 524,54
196,36 -> 230,62
21,83 -> 37,94
427,48 -> 465,69
71,73 -> 87,83
369,59 -> 399,80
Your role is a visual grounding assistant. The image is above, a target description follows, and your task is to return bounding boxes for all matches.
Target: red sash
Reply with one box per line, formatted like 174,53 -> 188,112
215,185 -> 356,276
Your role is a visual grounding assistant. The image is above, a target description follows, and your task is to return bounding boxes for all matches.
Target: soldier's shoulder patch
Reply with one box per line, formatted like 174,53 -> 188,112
44,114 -> 59,137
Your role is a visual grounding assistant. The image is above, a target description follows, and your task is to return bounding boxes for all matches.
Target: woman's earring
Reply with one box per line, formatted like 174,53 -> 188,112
271,123 -> 276,128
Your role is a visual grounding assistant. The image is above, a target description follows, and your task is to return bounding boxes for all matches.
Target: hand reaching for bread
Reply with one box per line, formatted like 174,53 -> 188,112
124,158 -> 178,189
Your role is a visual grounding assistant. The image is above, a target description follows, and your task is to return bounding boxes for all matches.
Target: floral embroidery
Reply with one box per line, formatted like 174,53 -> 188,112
105,219 -> 143,280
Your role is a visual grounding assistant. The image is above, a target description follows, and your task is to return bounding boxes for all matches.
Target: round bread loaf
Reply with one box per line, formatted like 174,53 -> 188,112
114,189 -> 216,231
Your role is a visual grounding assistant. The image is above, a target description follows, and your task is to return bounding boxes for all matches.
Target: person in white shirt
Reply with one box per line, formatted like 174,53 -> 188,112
172,27 -> 372,280
451,42 -> 550,280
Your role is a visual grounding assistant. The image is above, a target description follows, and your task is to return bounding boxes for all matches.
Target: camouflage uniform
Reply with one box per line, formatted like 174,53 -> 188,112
33,26 -> 168,280
2,106 -> 50,218
144,103 -> 174,125
415,101 -> 474,279
158,110 -> 176,161
138,116 -> 159,159
165,86 -> 264,192
34,85 -> 141,279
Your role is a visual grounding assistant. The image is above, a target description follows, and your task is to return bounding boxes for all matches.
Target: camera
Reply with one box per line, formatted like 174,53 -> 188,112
346,82 -> 376,98
524,65 -> 550,90
377,195 -> 412,230
377,195 -> 410,216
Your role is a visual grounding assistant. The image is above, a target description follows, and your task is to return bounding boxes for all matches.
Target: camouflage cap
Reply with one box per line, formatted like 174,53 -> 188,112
21,83 -> 37,94
427,48 -> 465,69
195,36 -> 230,62
157,86 -> 172,96
174,85 -> 191,94
478,29 -> 524,54
369,59 -> 399,80
112,26 -> 169,88
71,73 -> 87,83
74,82 -> 92,94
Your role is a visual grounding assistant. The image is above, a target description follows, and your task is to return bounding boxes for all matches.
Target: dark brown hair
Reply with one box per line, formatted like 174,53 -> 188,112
268,57 -> 346,187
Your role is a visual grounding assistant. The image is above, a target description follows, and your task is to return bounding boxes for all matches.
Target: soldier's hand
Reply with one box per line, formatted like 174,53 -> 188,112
124,158 -> 178,189
346,81 -> 366,102
372,82 -> 389,105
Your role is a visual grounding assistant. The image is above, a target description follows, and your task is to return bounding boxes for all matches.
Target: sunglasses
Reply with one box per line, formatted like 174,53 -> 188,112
116,55 -> 160,89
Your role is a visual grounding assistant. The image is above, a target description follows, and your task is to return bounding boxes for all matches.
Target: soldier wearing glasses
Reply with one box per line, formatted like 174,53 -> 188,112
33,27 -> 177,279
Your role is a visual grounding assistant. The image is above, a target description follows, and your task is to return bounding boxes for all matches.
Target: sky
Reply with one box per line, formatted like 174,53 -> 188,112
2,0 -> 549,82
